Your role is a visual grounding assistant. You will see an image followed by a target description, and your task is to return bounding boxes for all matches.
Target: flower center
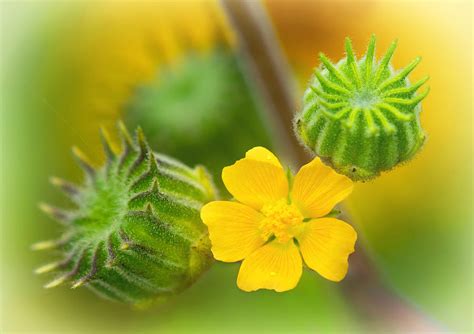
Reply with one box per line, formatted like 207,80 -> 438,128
348,88 -> 381,110
259,199 -> 304,243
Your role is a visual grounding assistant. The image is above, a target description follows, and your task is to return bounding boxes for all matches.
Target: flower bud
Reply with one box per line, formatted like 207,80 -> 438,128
295,35 -> 429,181
34,122 -> 217,306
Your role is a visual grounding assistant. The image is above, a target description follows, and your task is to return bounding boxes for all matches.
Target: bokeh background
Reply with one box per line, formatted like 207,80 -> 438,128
1,0 -> 472,333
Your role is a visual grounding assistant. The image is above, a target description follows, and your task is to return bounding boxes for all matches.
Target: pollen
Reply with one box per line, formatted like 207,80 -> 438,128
259,199 -> 304,243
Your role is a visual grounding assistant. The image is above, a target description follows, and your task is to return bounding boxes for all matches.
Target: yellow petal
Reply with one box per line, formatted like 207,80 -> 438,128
297,218 -> 357,282
291,157 -> 353,218
245,146 -> 282,168
222,150 -> 288,210
237,240 -> 302,292
200,201 -> 265,262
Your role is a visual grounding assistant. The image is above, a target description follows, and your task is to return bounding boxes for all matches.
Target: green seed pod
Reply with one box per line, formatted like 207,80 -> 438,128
125,48 -> 274,192
295,35 -> 429,181
33,123 -> 217,307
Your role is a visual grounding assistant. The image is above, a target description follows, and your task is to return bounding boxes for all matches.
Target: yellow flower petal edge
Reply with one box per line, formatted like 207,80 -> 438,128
291,157 -> 353,218
222,151 -> 288,210
237,240 -> 302,292
297,218 -> 357,282
201,201 -> 265,262
244,146 -> 282,168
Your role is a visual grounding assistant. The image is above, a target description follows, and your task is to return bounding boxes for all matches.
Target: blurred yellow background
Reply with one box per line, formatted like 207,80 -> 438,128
1,0 -> 472,332
265,0 -> 472,329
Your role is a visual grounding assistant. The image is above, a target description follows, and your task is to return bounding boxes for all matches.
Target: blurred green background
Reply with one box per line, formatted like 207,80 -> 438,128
1,0 -> 472,333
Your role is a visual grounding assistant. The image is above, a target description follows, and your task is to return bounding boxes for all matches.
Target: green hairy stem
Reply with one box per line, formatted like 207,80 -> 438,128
33,123 -> 217,306
295,35 -> 429,181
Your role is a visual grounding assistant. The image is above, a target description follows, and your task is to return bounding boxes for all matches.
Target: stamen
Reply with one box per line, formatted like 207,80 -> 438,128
259,199 -> 303,243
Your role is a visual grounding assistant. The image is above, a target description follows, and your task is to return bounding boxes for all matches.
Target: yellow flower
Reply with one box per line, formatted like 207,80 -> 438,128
200,147 -> 357,292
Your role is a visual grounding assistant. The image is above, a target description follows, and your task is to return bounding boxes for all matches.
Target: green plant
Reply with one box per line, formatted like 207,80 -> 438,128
295,35 -> 429,181
125,48 -> 274,192
34,123 -> 217,306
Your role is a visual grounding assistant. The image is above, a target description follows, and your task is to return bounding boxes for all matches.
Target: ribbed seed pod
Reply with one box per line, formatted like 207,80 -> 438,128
33,123 -> 217,307
295,35 -> 429,181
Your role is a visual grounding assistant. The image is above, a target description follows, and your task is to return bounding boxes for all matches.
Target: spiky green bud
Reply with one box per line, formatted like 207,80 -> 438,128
34,123 -> 217,306
295,35 -> 429,181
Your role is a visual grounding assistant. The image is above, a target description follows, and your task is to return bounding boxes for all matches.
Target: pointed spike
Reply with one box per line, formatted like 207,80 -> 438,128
151,178 -> 159,192
72,146 -> 96,177
385,87 -> 430,106
126,128 -> 150,177
117,120 -> 135,170
385,38 -> 398,60
365,34 -> 376,80
309,86 -> 342,101
345,37 -> 356,64
135,127 -> 148,154
415,86 -> 430,102
117,121 -> 135,170
373,39 -> 398,84
344,37 -> 362,87
366,34 -> 376,58
319,100 -> 348,110
319,53 -> 354,89
378,102 -> 413,121
46,247 -> 89,287
42,245 -> 86,282
318,52 -> 325,62
149,152 -> 159,175
309,85 -> 319,95
35,261 -> 62,274
377,56 -> 422,92
409,75 -> 430,94
416,75 -> 430,87
145,202 -> 153,214
99,126 -> 116,160
382,75 -> 429,97
31,240 -> 56,251
32,231 -> 72,251
314,71 -> 351,96
49,176 -> 79,197
31,240 -> 59,251
118,229 -> 132,250
71,245 -> 99,289
71,279 -> 86,289
106,234 -> 116,267
403,56 -> 422,76
44,275 -> 68,289
117,120 -> 134,149
38,202 -> 71,223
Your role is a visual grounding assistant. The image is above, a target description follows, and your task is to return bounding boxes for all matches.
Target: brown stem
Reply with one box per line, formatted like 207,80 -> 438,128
220,0 -> 441,331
